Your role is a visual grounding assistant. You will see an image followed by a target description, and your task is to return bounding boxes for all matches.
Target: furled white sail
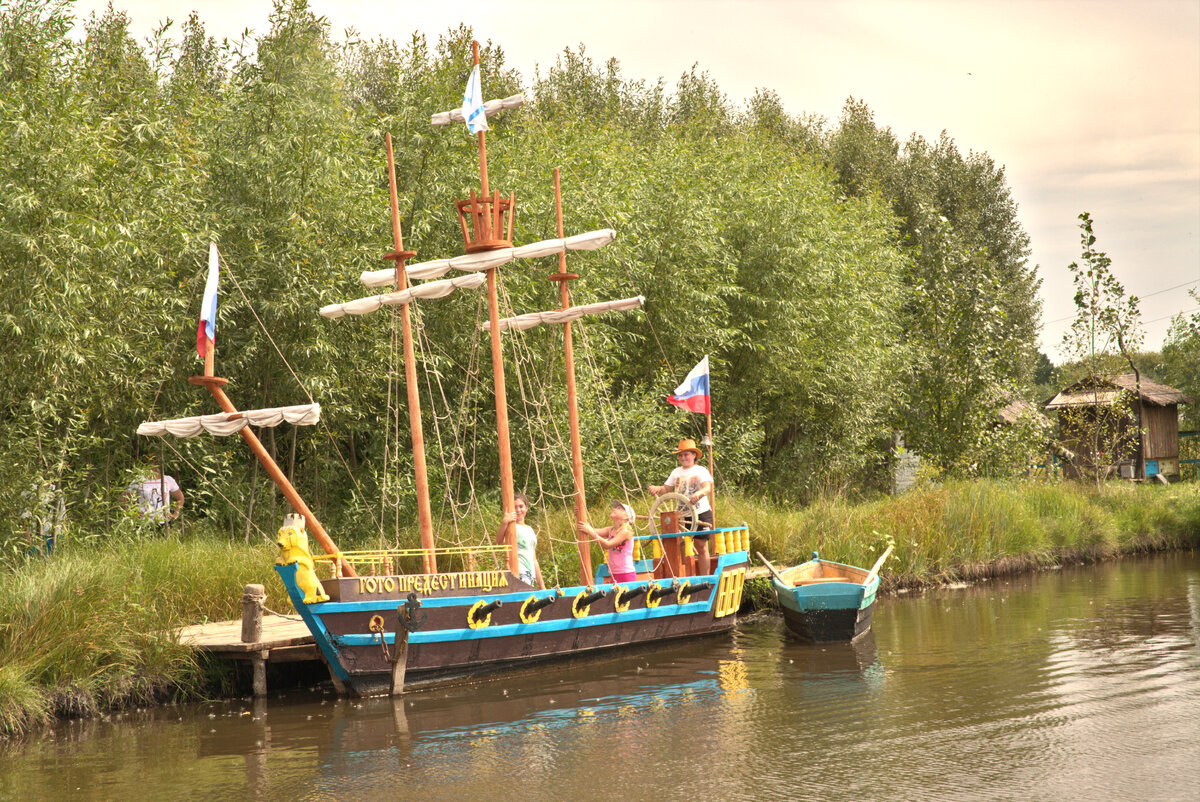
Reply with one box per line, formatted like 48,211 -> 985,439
320,273 -> 488,320
430,94 -> 525,126
359,229 -> 617,288
481,296 -> 645,332
137,404 -> 321,438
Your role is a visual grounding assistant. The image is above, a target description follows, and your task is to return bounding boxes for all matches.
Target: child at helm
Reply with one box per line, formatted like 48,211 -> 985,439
649,438 -> 714,574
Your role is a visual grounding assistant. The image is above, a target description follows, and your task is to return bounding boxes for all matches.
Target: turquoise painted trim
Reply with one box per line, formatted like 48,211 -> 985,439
311,581 -> 674,614
633,525 -> 748,541
769,557 -> 879,614
310,554 -> 748,647
334,598 -> 714,646
274,563 -> 351,683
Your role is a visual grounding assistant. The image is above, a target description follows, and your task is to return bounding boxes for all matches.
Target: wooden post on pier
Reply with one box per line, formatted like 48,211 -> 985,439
242,583 -> 267,696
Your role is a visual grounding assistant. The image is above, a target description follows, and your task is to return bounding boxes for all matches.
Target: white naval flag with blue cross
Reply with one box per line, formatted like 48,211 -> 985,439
461,63 -> 489,134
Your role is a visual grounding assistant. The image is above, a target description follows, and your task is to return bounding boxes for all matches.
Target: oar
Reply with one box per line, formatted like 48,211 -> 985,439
862,544 -> 895,587
756,552 -> 790,586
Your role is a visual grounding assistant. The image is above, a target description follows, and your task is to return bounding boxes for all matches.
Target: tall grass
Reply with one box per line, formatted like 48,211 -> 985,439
1,479 -> 1196,736
734,479 -> 1199,586
0,534 -> 282,736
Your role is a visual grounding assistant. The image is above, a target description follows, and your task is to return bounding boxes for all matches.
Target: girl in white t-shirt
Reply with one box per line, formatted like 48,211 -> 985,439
497,493 -> 545,589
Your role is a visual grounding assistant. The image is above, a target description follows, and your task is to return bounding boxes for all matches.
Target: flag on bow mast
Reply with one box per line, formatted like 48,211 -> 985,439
461,63 -> 489,134
668,356 -> 710,414
196,243 -> 219,357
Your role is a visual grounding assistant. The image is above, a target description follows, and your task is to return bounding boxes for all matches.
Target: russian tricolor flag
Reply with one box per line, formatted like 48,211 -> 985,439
668,356 -> 710,414
196,243 -> 219,357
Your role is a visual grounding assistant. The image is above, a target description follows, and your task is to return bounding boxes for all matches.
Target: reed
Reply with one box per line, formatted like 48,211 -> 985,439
1,479 -> 1195,736
728,479 -> 1200,588
0,536 -> 283,736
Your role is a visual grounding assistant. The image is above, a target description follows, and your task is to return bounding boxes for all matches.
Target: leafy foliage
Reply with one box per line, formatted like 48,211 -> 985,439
0,0 -> 1046,555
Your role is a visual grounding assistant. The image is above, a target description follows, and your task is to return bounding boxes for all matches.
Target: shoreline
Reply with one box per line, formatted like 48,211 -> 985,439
2,479 -> 1197,739
741,535 -> 1197,613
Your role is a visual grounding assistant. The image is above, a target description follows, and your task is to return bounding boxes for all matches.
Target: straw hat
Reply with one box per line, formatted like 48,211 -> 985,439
673,438 -> 702,458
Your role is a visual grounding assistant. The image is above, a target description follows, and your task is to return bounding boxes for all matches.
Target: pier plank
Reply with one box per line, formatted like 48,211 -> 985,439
178,615 -> 313,655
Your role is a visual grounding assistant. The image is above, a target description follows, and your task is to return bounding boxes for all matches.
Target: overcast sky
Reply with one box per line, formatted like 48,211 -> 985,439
70,0 -> 1200,362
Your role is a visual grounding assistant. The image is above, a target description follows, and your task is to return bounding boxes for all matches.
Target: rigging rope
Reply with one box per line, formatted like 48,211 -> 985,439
221,259 -> 385,539
158,437 -> 276,545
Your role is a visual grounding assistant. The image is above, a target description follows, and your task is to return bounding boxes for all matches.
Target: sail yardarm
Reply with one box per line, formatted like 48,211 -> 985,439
430,93 -> 525,126
137,404 -> 321,438
358,229 -> 617,288
480,295 -> 645,332
320,273 -> 488,320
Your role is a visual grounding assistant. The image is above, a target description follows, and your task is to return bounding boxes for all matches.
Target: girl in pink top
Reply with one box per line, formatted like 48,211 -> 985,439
578,502 -> 637,583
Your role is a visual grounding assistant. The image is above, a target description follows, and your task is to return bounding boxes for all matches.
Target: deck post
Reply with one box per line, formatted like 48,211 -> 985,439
390,629 -> 409,696
241,584 -> 265,644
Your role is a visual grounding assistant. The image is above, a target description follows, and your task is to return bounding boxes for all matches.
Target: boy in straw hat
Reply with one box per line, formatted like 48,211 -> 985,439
649,439 -> 715,574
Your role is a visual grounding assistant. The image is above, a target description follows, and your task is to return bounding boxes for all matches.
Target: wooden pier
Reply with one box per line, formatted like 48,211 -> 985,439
177,584 -> 322,696
178,615 -> 319,695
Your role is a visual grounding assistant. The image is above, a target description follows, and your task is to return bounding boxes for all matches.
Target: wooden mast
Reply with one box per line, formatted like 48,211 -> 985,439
549,168 -> 592,585
190,248 -> 352,574
189,378 -> 354,577
385,133 -> 437,574
469,40 -> 518,574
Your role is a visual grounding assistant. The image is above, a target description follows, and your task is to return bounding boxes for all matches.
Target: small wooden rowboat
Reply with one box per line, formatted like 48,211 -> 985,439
759,546 -> 892,642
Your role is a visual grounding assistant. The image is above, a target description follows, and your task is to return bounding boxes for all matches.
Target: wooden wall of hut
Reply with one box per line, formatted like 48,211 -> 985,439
1139,403 -> 1180,462
1059,402 -> 1182,479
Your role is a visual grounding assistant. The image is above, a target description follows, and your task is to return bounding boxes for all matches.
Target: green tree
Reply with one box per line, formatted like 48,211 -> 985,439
1059,213 -> 1142,485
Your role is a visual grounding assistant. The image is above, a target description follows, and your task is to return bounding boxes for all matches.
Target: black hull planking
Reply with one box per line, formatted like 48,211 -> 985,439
781,602 -> 875,642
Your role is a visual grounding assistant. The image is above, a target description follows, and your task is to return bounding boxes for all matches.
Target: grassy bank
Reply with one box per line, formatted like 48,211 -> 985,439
0,538 -> 282,737
2,479 -> 1196,737
734,479 -> 1199,589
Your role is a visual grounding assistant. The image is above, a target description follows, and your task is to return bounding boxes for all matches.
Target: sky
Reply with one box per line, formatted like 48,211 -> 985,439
69,0 -> 1200,362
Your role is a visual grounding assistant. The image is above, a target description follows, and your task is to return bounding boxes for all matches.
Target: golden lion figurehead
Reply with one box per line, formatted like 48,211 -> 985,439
275,516 -> 329,604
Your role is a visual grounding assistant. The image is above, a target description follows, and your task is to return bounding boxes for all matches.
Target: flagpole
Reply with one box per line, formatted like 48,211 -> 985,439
706,405 -> 715,528
474,41 -> 489,200
469,39 -> 517,575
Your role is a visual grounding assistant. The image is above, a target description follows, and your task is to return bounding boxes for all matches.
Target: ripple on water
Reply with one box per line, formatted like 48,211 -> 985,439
1,554 -> 1198,801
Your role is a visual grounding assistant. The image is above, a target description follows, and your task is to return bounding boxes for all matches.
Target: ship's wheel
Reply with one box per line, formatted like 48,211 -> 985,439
648,492 -> 697,536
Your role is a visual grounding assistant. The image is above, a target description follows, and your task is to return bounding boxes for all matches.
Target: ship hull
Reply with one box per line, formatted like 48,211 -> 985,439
278,552 -> 750,695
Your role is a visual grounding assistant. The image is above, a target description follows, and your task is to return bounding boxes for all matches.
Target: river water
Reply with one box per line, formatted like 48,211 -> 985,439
3,552 -> 1198,801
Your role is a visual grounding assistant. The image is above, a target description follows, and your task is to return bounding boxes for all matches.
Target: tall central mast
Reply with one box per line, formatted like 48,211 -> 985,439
385,134 -> 436,574
458,40 -> 518,574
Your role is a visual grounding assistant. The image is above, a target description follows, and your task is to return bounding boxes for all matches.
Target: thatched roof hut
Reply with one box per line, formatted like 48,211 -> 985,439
996,398 -> 1051,427
1045,373 -> 1193,479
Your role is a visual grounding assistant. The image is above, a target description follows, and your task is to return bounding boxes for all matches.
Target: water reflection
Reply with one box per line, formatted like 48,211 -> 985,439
1,553 -> 1197,801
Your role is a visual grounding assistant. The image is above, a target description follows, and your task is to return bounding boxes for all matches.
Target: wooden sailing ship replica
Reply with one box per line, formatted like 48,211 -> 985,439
140,42 -> 750,696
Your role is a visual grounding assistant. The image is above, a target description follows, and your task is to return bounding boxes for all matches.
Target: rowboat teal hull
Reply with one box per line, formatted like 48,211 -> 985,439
771,557 -> 880,642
